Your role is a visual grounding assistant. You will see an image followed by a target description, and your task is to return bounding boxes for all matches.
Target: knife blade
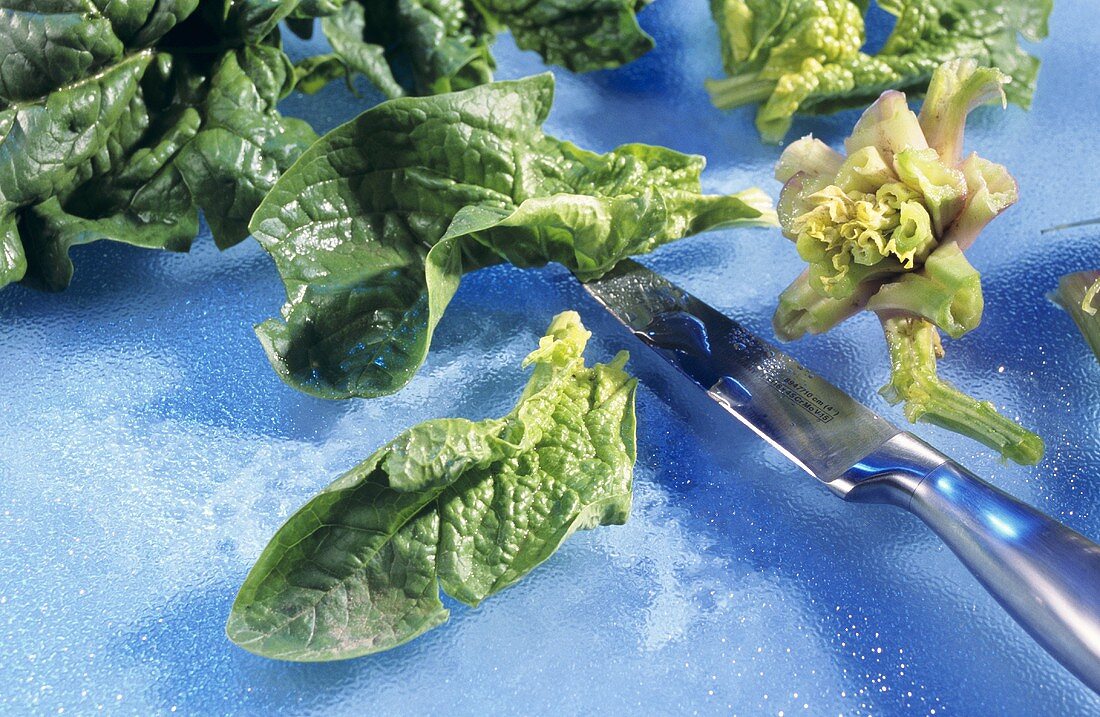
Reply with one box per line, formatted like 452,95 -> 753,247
582,258 -> 1100,694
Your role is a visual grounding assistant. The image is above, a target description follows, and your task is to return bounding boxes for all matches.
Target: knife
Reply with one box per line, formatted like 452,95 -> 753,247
581,258 -> 1100,693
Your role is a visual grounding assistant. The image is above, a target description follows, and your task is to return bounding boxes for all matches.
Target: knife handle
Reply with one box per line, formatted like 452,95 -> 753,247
845,434 -> 1100,694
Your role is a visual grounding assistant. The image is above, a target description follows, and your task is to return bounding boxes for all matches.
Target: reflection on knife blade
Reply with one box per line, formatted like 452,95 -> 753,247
583,258 -> 897,484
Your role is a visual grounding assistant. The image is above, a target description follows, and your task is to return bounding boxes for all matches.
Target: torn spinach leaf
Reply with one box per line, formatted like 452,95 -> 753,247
228,311 -> 637,661
0,0 -> 319,290
706,0 -> 1053,143
250,73 -> 774,399
293,0 -> 654,97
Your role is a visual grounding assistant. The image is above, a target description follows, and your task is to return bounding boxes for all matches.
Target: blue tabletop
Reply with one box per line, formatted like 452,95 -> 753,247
2,2 -> 1099,714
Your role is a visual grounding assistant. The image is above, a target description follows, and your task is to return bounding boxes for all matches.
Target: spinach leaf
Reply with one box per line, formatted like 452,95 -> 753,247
294,1 -> 410,97
498,0 -> 655,74
228,311 -> 637,660
250,73 -> 774,399
706,0 -> 1053,142
293,0 -> 653,97
0,0 -> 320,290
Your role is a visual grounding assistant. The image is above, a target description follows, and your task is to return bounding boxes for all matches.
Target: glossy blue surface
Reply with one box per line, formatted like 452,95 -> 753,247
2,2 -> 1099,714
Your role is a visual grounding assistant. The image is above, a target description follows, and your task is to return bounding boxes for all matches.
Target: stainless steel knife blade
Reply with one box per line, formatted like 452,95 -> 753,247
581,258 -> 898,491
581,258 -> 1100,693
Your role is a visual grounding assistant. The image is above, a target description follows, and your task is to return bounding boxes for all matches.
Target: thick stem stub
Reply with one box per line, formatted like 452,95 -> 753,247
879,314 -> 1044,465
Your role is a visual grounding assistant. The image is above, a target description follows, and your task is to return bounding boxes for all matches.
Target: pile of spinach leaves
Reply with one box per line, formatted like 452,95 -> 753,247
0,0 -> 658,291
0,0 -> 322,289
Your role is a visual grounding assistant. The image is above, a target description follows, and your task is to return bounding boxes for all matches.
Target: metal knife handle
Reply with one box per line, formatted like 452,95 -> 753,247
844,434 -> 1100,694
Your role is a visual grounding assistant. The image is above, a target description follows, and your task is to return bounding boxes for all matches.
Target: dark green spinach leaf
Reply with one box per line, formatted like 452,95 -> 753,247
250,73 -> 774,399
